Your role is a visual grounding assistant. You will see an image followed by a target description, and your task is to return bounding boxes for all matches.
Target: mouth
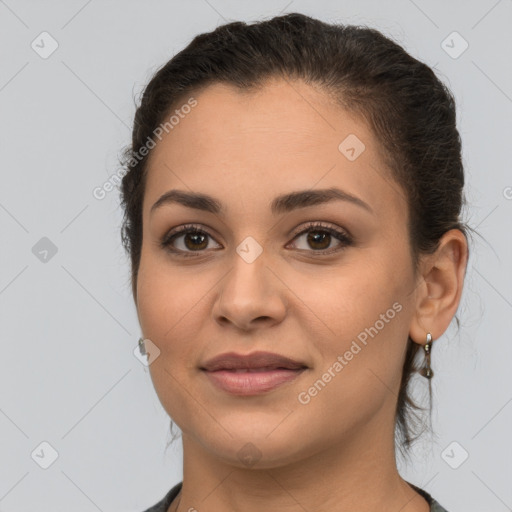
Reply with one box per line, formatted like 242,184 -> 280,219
214,367 -> 299,373
200,351 -> 308,371
200,351 -> 308,396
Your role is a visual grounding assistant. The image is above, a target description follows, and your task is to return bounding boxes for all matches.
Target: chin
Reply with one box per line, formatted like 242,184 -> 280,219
208,434 -> 313,470
183,411 -> 321,469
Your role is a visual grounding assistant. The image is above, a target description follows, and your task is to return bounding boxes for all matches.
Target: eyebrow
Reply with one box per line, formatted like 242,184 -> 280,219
150,187 -> 374,216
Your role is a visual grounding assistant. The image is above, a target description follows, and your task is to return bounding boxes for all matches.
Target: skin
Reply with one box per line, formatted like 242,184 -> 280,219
135,77 -> 468,512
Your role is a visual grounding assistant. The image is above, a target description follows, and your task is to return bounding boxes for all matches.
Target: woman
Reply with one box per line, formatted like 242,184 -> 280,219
120,12 -> 469,512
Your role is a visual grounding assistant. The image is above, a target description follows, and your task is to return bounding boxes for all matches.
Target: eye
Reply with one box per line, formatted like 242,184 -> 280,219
287,222 -> 353,254
160,224 -> 221,256
160,221 -> 353,258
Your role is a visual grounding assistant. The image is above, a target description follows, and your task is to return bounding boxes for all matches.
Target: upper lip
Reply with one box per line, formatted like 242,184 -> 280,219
200,351 -> 308,371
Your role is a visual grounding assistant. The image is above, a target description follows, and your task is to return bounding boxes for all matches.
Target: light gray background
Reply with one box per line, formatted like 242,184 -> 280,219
1,1 -> 511,511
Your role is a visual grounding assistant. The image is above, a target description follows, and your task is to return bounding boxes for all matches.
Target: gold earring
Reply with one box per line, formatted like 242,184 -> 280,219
420,332 -> 433,379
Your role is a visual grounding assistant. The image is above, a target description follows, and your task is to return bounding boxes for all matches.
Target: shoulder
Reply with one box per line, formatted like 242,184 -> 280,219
406,481 -> 450,512
141,482 -> 182,512
143,481 -> 451,512
430,498 -> 450,512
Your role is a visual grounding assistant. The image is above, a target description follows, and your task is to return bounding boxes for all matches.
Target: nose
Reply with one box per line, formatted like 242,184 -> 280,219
212,250 -> 288,332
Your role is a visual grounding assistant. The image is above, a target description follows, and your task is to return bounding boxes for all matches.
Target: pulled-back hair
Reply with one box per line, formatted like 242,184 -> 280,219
119,12 -> 470,458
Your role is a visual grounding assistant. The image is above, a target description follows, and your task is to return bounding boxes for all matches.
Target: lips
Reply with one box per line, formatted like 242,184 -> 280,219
200,351 -> 308,372
200,351 -> 308,396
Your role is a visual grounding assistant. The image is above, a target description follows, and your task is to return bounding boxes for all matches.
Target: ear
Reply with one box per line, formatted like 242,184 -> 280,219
409,229 -> 468,345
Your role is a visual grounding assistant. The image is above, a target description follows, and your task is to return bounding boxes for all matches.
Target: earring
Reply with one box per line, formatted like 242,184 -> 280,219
138,337 -> 146,356
420,332 -> 433,379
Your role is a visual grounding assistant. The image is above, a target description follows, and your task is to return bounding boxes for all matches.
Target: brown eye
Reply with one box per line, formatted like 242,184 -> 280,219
289,222 -> 353,254
161,222 -> 353,258
305,230 -> 332,250
161,225 -> 221,255
182,231 -> 209,251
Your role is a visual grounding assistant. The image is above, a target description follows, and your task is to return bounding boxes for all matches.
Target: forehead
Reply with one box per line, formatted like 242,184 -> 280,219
160,78 -> 370,152
142,78 -> 405,219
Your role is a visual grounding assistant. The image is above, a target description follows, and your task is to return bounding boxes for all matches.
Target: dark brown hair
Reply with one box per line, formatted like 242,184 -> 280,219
119,12 -> 470,458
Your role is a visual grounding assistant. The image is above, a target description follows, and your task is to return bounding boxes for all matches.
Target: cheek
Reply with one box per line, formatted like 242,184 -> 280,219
310,255 -> 410,336
293,268 -> 411,434
302,248 -> 413,384
136,254 -> 215,369
136,258 -> 203,423
137,252 -> 194,339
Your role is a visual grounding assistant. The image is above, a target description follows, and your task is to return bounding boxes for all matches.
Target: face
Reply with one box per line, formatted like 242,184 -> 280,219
136,78 -> 419,468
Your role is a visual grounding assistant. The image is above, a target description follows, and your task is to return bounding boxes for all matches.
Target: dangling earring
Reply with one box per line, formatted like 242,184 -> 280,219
420,332 -> 433,379
138,337 -> 146,356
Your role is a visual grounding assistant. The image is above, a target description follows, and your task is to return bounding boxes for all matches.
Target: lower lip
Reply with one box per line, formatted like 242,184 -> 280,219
202,368 -> 306,396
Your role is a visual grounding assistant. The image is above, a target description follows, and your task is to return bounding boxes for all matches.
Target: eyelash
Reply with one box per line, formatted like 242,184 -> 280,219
160,222 -> 354,258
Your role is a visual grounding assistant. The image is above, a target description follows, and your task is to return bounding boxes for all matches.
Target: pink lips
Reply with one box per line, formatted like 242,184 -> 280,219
200,351 -> 308,396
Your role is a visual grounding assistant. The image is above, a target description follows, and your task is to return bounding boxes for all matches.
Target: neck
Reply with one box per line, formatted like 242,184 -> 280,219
171,410 -> 429,512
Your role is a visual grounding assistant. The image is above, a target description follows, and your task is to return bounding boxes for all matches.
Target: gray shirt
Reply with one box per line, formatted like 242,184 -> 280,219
142,480 -> 449,511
